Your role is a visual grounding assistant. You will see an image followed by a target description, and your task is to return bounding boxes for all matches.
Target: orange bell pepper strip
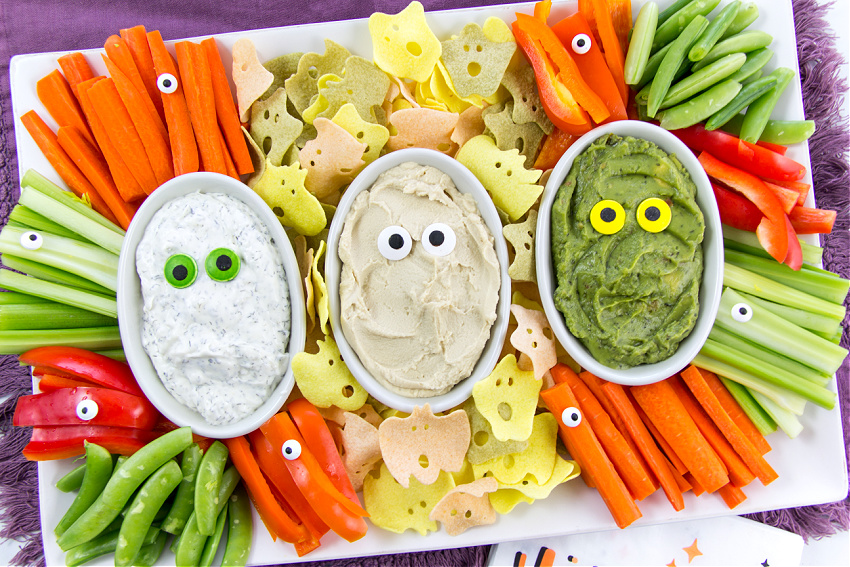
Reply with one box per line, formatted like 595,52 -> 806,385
551,12 -> 627,122
533,0 -> 552,20
586,0 -> 629,104
534,127 -> 578,170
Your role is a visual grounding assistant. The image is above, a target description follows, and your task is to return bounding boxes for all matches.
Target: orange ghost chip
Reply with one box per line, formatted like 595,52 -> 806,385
483,101 -> 546,169
284,39 -> 351,117
502,209 -> 537,283
249,88 -> 304,167
451,105 -> 485,148
299,117 -> 367,199
378,404 -> 470,488
510,303 -> 557,381
291,334 -> 368,410
318,403 -> 384,429
441,23 -> 516,99
231,38 -> 275,122
342,411 -> 383,492
369,1 -> 442,83
429,477 -> 498,536
386,107 -> 459,154
471,354 -> 541,442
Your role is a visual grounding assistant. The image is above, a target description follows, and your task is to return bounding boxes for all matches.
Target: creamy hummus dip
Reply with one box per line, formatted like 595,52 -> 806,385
551,134 -> 705,369
136,191 -> 290,426
338,162 -> 501,397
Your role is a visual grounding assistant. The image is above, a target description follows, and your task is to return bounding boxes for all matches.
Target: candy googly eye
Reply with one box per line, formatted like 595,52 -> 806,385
164,253 -> 197,288
281,439 -> 302,460
421,223 -> 456,257
571,33 -> 593,55
20,231 -> 43,250
731,303 -> 753,323
76,399 -> 99,421
205,248 -> 240,282
637,197 -> 672,233
561,407 -> 582,428
157,73 -> 178,94
590,200 -> 625,235
377,225 -> 413,261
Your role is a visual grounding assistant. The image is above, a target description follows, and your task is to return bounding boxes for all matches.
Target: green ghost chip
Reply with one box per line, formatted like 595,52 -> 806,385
502,208 -> 537,283
302,56 -> 391,125
262,52 -> 303,102
249,88 -> 304,167
483,100 -> 546,169
441,23 -> 516,99
284,39 -> 351,117
463,398 -> 528,466
251,159 -> 327,237
501,63 -> 554,135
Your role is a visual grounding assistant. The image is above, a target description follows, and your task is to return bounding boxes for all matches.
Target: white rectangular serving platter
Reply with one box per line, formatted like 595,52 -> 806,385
8,0 -> 847,565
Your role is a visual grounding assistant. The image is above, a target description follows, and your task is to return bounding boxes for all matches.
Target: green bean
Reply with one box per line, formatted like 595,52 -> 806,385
63,526 -> 159,567
134,531 -> 170,567
56,427 -> 193,551
660,52 -> 746,109
689,0 -> 741,61
691,30 -> 773,72
56,463 -> 86,493
195,440 -> 229,536
55,442 -> 113,537
739,67 -> 796,143
162,443 -> 203,535
720,1 -> 759,40
727,48 -> 773,83
658,79 -> 742,130
648,15 -> 709,117
115,460 -> 183,566
625,2 -> 659,85
221,486 -> 252,567
199,507 -> 228,567
651,0 -> 720,52
705,75 -> 780,130
657,0 -> 693,27
721,114 -> 816,144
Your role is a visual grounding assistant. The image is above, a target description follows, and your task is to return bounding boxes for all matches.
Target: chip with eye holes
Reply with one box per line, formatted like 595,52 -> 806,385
502,208 -> 537,284
231,38 -> 275,122
301,56 -> 391,126
341,410 -> 383,492
482,101 -> 546,169
471,411 -> 558,485
509,303 -> 557,381
463,398 -> 528,465
440,22 -> 516,99
291,334 -> 368,410
369,1 -> 443,83
331,103 -> 390,165
386,107 -> 459,155
471,354 -> 542,442
500,63 -> 554,135
284,39 -> 351,118
428,477 -> 498,536
261,52 -> 303,102
299,117 -> 367,200
251,159 -> 326,237
249,88 -> 303,167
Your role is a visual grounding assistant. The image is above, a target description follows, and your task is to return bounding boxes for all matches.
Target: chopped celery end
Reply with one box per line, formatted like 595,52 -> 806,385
749,388 -> 803,439
0,270 -> 117,318
0,326 -> 121,355
718,375 -> 777,436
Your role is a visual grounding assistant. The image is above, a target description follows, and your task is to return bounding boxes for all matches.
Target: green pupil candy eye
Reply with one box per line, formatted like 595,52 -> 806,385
164,254 -> 197,288
205,248 -> 240,281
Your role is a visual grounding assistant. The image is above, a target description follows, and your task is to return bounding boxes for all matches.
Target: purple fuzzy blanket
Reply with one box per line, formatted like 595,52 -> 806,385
0,1 -> 847,565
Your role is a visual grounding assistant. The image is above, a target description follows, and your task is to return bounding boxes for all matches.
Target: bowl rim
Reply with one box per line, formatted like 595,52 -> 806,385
535,120 -> 724,386
116,171 -> 306,439
325,147 -> 511,413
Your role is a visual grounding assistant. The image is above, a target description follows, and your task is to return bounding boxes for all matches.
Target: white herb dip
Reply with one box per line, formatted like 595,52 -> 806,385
136,191 -> 290,426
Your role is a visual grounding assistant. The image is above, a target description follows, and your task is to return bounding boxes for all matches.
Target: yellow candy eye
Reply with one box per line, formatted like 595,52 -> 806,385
637,198 -> 672,233
590,200 -> 625,235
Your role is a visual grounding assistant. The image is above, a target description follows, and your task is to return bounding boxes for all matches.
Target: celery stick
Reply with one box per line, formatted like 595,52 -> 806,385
723,225 -> 823,266
0,292 -> 51,304
709,326 -> 832,387
718,375 -> 777,435
724,263 -> 845,321
0,327 -> 121,355
0,270 -> 117,318
736,291 -> 841,339
717,288 -> 848,379
0,302 -> 116,330
2,256 -> 114,296
749,388 -> 803,438
9,205 -> 89,242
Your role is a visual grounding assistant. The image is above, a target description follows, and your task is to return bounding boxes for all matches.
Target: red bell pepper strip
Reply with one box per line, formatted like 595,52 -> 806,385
22,425 -> 158,461
13,387 -> 159,430
699,151 -> 789,263
763,180 -> 799,214
670,124 -> 806,182
551,12 -> 627,123
19,347 -> 144,397
756,140 -> 787,155
782,215 -> 803,271
770,179 -> 810,206
789,205 -> 837,235
712,182 -> 762,233
534,127 -> 578,170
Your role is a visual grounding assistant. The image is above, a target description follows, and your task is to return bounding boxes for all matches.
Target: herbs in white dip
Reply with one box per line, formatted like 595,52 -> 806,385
136,192 -> 290,426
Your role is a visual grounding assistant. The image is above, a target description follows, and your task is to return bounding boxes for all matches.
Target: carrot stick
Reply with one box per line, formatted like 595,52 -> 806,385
681,366 -> 778,486
630,380 -> 729,493
561,371 -> 656,501
202,37 -> 255,175
102,54 -> 174,186
147,30 -> 200,176
669,376 -> 756,489
86,78 -> 159,195
669,462 -> 691,493
120,25 -> 166,125
603,381 -> 685,512
589,0 -> 629,105
718,482 -> 748,509
57,125 -> 138,230
683,472 -> 704,496
630,395 -> 689,476
540,383 -> 642,528
698,367 -> 772,455
36,69 -> 96,148
19,109 -> 118,225
57,53 -> 95,96
75,77 -> 147,203
175,40 -> 227,175
219,126 -> 239,179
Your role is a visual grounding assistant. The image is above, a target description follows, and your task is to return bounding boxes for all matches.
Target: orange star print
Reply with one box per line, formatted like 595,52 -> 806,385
684,539 -> 704,562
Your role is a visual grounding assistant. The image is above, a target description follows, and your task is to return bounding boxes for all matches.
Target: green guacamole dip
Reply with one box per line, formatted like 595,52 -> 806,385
551,133 -> 705,369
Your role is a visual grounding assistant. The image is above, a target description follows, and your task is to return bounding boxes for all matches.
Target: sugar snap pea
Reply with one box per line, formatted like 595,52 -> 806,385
195,440 -> 229,536
648,15 -> 709,117
636,42 -> 673,88
739,67 -> 796,143
63,525 -> 159,567
172,465 -> 241,558
162,443 -> 203,535
56,463 -> 86,493
660,52 -> 746,109
691,30 -> 773,72
651,0 -> 720,52
199,506 -> 228,567
625,2 -> 659,85
658,78 -> 742,130
133,530 -> 169,567
56,426 -> 193,551
657,0 -> 693,27
720,1 -> 759,40
705,75 -> 780,130
175,511 -> 208,567
115,459 -> 183,566
688,0 -> 740,61
721,114 -> 816,144
221,485 -> 252,567
727,48 -> 773,83
55,442 -> 113,537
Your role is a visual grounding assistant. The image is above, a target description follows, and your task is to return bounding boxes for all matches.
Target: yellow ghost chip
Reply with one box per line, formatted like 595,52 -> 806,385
249,88 -> 304,167
429,477 -> 498,536
231,38 -> 275,122
501,63 -> 554,135
512,289 -> 544,314
472,412 -> 558,485
455,134 -> 543,222
292,236 -> 316,333
331,103 -> 390,164
441,23 -> 516,99
489,488 -> 533,514
499,455 -> 580,500
369,1 -> 442,83
363,463 -> 456,535
463,398 -> 528,466
482,16 -> 515,43
299,117 -> 366,200
291,334 -> 368,410
483,101 -> 546,169
502,209 -> 537,283
342,411 -> 383,492
284,39 -> 351,117
471,354 -> 541,442
252,160 -> 326,237
386,107 -> 459,154
509,303 -> 557,382
311,240 -> 330,335
451,457 -> 476,486
302,56 -> 391,125
428,65 -> 472,114
261,52 -> 303,101
451,105 -> 485,148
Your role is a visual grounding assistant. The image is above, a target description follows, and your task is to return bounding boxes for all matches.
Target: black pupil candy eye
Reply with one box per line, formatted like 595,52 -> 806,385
645,206 -> 661,221
164,254 -> 197,288
428,231 -> 445,246
206,248 -> 240,281
389,233 -> 405,250
28,234 -> 37,241
172,265 -> 188,281
162,78 -> 171,88
739,307 -> 748,315
570,412 -> 579,422
284,447 -> 292,454
576,39 -> 585,47
216,255 -> 231,271
600,208 -> 616,222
